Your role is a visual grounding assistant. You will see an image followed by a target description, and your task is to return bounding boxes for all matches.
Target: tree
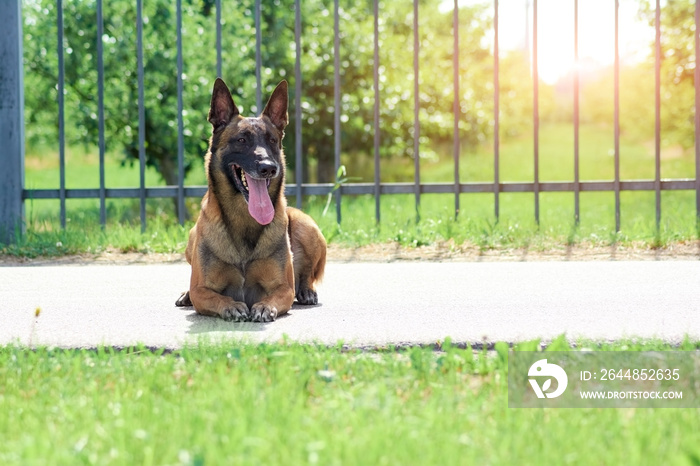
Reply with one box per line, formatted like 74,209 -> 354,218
638,0 -> 696,149
22,0 -> 518,191
24,0 -> 222,195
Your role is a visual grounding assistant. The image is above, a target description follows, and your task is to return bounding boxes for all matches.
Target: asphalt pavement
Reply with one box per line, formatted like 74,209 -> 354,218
1,260 -> 698,348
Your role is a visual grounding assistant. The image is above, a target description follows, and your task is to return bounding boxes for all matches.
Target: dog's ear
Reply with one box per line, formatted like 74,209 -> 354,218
262,80 -> 288,131
208,78 -> 239,129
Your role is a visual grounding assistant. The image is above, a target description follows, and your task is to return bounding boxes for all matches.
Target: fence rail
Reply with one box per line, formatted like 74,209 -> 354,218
1,0 -> 700,244
23,179 -> 697,200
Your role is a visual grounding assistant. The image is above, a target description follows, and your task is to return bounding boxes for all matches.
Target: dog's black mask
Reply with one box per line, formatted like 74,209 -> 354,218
208,78 -> 288,225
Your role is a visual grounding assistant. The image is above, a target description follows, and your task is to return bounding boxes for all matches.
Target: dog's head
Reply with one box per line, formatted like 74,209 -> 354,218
207,78 -> 288,225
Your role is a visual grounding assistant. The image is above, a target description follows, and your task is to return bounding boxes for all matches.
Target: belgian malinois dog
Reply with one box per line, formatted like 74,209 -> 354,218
175,78 -> 326,322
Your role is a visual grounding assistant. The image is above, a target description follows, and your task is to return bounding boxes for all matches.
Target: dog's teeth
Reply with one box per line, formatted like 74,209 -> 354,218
242,171 -> 248,188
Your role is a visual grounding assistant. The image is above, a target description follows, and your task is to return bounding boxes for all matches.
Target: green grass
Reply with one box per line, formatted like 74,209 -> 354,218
23,144 -> 207,190
305,191 -> 699,249
5,123 -> 697,256
1,339 -> 700,465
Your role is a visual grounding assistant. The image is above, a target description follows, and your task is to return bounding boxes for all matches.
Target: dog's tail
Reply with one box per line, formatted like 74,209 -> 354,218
314,241 -> 326,285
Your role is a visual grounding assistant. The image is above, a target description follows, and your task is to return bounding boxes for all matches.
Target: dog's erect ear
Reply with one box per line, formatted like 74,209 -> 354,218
262,80 -> 288,131
208,78 -> 239,129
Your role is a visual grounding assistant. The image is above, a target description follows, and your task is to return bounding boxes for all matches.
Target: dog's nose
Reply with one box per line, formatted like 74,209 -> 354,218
257,160 -> 278,178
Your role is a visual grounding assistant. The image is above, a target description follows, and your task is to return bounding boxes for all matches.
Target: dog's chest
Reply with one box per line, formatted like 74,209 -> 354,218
205,223 -> 250,266
205,219 -> 284,268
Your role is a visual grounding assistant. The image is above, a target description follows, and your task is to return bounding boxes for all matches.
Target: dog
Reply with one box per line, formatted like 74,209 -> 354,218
175,78 -> 326,322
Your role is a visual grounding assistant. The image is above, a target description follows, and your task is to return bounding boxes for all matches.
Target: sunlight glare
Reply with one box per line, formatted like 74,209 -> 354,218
442,0 -> 654,84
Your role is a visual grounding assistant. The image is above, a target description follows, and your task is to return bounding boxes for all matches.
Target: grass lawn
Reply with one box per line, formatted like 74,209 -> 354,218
5,123 -> 697,256
1,340 -> 700,465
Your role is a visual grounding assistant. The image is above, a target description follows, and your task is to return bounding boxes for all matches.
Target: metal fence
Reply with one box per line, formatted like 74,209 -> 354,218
1,0 -> 700,244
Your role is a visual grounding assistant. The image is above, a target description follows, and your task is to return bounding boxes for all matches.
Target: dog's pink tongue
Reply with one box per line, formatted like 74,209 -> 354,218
246,174 -> 275,225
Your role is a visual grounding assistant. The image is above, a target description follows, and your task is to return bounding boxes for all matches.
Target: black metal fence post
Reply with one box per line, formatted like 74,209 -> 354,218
137,0 -> 146,232
0,1 -> 25,244
216,0 -> 222,79
453,0 -> 460,219
573,0 -> 580,225
493,0 -> 500,221
176,0 -> 185,226
532,0 -> 540,225
97,0 -> 106,228
255,0 -> 262,112
614,0 -> 621,232
295,0 -> 303,210
696,0 -> 700,224
373,0 -> 381,224
334,0 -> 342,223
654,0 -> 662,230
57,0 -> 66,229
413,0 -> 421,222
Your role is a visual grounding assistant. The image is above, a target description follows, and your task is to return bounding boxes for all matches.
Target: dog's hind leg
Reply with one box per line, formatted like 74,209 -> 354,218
287,207 -> 327,305
175,291 -> 192,307
175,225 -> 198,307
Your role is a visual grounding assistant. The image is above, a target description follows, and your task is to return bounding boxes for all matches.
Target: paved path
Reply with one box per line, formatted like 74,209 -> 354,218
1,260 -> 698,348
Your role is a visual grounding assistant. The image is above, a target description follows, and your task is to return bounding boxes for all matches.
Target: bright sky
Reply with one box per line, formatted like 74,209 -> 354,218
443,0 -> 655,84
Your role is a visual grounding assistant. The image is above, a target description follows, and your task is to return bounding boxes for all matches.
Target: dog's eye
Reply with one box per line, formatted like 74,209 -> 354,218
269,137 -> 277,144
237,138 -> 246,144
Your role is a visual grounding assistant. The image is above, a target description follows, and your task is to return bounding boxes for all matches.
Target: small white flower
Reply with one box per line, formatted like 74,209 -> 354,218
317,369 -> 335,382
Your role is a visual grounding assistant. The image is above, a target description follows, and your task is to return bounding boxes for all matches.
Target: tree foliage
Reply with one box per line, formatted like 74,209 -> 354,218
22,0 -> 547,188
580,0 -> 696,150
640,0 -> 697,149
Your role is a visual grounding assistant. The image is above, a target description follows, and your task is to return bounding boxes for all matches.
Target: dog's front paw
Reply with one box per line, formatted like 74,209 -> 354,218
249,303 -> 277,323
222,302 -> 249,322
296,288 -> 318,305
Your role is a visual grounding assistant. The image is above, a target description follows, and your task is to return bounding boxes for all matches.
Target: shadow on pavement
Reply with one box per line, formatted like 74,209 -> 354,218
185,312 -> 267,334
291,302 -> 323,311
183,302 -> 322,334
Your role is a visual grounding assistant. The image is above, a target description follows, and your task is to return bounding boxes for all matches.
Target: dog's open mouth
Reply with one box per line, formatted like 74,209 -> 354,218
231,164 -> 274,225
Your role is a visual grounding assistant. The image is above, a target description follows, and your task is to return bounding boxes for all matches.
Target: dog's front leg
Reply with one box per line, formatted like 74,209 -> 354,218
189,263 -> 249,322
189,285 -> 249,322
246,258 -> 295,322
249,286 -> 295,322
